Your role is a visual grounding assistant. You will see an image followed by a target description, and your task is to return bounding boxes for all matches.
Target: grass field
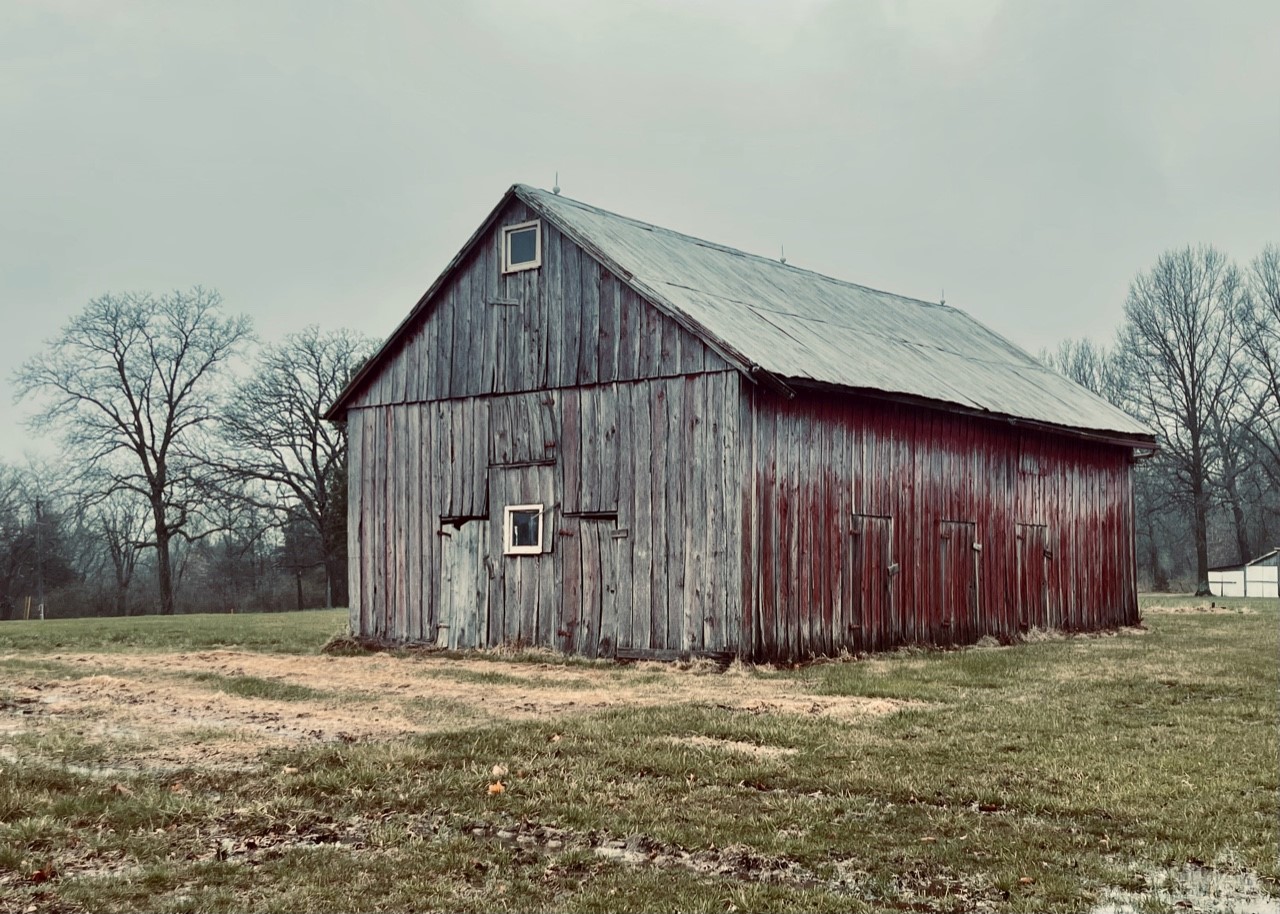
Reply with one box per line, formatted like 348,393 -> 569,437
0,608 -> 347,655
0,597 -> 1275,912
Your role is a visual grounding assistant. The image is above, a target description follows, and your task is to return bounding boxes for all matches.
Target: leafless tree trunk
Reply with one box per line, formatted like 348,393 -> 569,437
15,289 -> 252,615
1117,246 -> 1247,595
1211,415 -> 1256,564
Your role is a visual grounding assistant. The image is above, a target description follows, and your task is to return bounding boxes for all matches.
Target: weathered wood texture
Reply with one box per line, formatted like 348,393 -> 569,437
342,194 -> 1140,662
744,388 -> 1139,660
346,371 -> 742,655
349,199 -> 728,410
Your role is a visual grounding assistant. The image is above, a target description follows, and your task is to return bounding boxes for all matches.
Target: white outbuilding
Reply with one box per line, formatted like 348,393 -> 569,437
1208,549 -> 1280,598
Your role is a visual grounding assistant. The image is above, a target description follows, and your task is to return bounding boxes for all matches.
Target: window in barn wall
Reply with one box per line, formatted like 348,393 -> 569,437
503,504 -> 544,555
501,220 -> 542,273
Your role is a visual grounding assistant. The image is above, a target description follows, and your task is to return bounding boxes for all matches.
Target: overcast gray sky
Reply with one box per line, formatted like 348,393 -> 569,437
3,0 -> 1278,464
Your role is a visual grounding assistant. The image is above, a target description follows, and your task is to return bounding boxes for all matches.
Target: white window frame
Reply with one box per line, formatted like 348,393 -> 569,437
503,503 -> 544,555
501,220 -> 542,274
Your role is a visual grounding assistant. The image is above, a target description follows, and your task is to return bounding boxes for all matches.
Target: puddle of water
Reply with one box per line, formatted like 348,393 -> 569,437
1093,864 -> 1279,914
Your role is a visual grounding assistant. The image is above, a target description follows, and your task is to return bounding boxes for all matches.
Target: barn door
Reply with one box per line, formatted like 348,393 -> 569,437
846,514 -> 895,652
939,520 -> 980,643
559,516 -> 629,658
437,520 -> 490,649
487,464 -> 557,649
1016,523 -> 1051,631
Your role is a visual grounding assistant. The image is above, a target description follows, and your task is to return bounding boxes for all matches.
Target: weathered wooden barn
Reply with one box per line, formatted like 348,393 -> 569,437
325,184 -> 1157,661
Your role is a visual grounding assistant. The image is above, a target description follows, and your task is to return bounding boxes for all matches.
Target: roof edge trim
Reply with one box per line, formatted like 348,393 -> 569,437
324,185 -> 526,420
325,184 -> 778,419
784,378 -> 1160,450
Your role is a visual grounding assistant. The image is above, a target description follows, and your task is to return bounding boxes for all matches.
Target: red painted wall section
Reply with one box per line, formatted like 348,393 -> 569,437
744,387 -> 1139,661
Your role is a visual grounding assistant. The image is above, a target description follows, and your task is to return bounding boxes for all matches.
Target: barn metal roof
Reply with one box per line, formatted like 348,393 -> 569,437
514,184 -> 1154,443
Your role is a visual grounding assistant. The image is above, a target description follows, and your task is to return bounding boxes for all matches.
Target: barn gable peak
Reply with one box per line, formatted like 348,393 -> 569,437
328,184 -> 1155,448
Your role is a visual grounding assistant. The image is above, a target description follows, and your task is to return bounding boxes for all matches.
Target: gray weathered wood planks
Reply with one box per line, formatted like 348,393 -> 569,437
340,194 -> 1140,662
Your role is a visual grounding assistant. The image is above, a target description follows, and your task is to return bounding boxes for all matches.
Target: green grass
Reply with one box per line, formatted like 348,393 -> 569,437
181,672 -> 330,702
0,598 -> 1275,912
0,609 -> 347,654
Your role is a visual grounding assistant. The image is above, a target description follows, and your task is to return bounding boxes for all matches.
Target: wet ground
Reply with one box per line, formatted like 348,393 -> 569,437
1092,864 -> 1279,913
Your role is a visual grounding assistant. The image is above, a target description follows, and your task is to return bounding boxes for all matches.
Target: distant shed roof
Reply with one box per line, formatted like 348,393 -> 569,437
1209,548 -> 1280,572
516,185 -> 1154,443
328,184 -> 1155,445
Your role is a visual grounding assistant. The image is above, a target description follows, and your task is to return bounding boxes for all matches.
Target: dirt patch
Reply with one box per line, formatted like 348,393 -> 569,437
462,815 -> 1008,907
666,735 -> 798,760
1142,604 -> 1259,615
467,816 -> 822,886
1021,625 -> 1150,641
1,650 -> 919,771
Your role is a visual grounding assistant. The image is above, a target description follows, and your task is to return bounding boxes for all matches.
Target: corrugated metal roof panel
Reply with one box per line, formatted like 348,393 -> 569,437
519,185 -> 1154,440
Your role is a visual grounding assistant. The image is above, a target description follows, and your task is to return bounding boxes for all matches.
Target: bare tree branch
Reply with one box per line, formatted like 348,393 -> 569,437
14,289 -> 253,614
219,326 -> 373,607
1116,245 -> 1248,594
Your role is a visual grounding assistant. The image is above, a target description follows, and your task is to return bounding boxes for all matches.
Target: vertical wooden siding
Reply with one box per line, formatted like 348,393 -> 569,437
347,371 -> 742,655
745,389 -> 1139,661
343,196 -> 1140,661
349,200 -> 728,410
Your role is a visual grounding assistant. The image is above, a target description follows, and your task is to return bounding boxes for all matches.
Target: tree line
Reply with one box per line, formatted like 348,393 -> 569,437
1042,244 -> 1279,595
3,243 -> 1275,617
3,289 -> 375,618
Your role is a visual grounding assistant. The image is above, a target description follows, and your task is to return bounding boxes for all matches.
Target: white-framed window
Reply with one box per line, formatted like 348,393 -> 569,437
503,503 -> 544,555
501,220 -> 542,274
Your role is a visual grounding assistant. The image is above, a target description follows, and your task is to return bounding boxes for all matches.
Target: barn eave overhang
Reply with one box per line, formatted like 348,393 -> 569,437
782,377 -> 1160,451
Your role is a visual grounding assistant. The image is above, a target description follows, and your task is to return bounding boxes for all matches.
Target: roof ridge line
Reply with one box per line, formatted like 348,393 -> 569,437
515,184 -> 954,313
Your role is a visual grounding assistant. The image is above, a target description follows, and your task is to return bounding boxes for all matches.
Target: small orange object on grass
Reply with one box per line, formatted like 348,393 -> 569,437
488,782 -> 505,795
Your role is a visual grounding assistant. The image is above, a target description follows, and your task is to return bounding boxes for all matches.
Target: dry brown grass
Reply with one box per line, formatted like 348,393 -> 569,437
1,648 -> 921,772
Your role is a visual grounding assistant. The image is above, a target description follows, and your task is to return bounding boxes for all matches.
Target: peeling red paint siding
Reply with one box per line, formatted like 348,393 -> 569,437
745,388 -> 1139,661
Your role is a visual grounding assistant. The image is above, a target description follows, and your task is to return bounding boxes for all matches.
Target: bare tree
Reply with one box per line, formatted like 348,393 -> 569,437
92,489 -> 150,616
1041,337 -> 1128,404
15,289 -> 253,614
220,326 -> 373,607
0,461 -> 81,620
1117,246 -> 1247,594
1241,245 -> 1280,483
0,463 -> 26,620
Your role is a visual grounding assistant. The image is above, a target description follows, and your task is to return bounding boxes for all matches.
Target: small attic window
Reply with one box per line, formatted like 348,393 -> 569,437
502,220 -> 542,274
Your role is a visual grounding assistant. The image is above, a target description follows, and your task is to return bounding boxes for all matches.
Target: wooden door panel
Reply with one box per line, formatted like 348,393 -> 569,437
939,520 -> 979,643
1016,523 -> 1051,630
437,520 -> 489,649
487,465 -> 556,648
847,514 -> 894,652
562,516 -> 629,658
